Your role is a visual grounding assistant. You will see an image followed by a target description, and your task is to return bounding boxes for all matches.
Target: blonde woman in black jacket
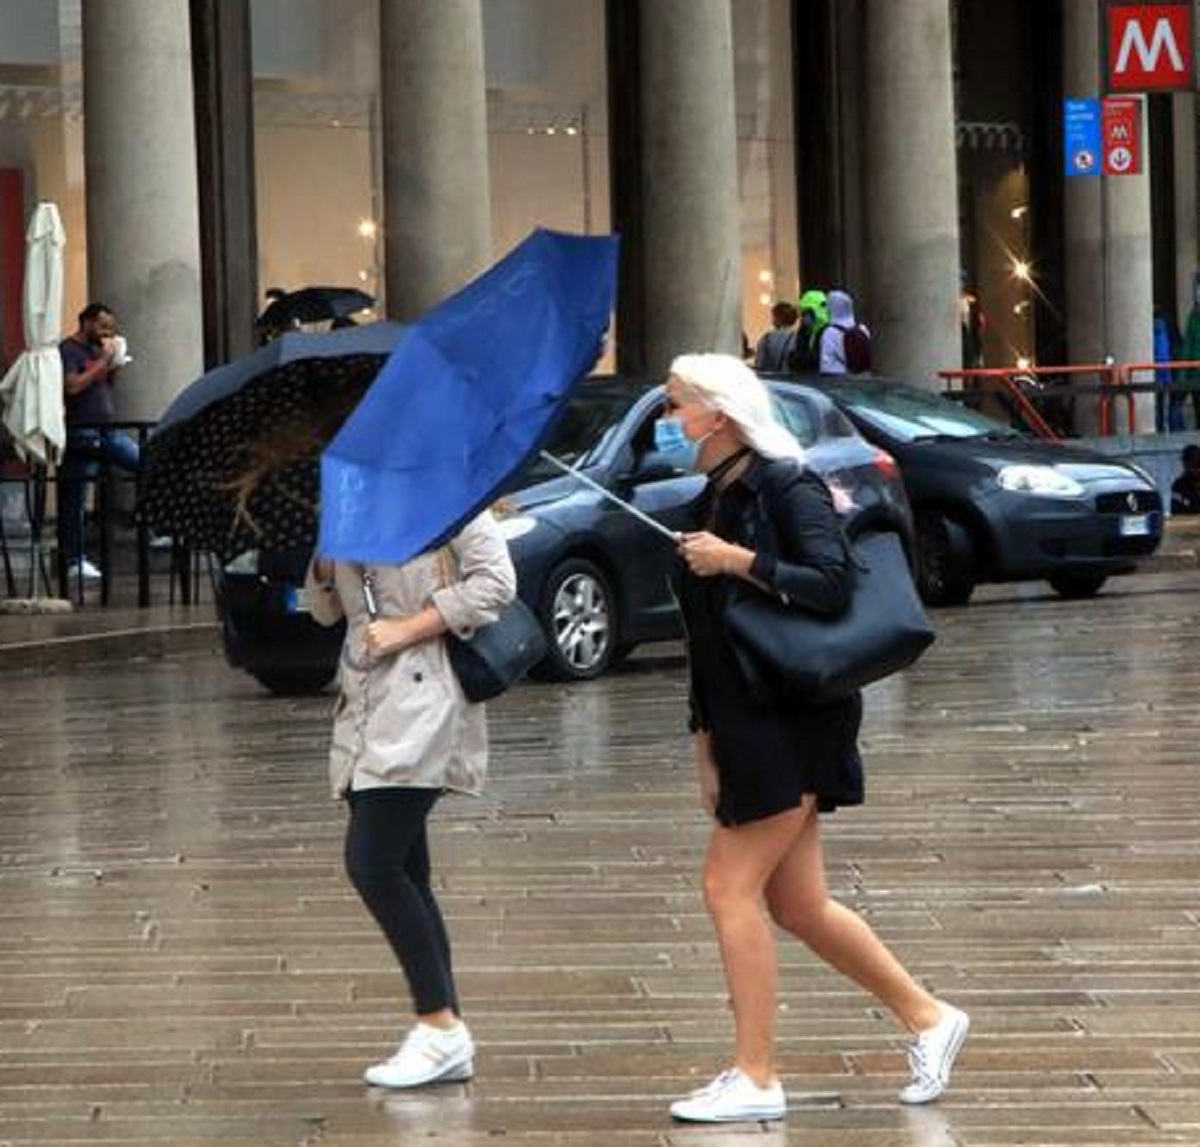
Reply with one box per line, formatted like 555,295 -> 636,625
660,353 -> 968,1124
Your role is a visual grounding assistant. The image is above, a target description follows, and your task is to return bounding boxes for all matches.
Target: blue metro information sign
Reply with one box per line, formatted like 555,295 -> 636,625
1064,98 -> 1102,177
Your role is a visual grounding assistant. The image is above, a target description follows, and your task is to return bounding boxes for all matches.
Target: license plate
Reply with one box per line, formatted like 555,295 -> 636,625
284,586 -> 312,613
1119,513 -> 1151,537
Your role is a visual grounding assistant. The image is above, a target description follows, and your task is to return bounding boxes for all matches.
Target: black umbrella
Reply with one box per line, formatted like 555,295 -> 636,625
258,286 -> 375,329
138,322 -> 405,559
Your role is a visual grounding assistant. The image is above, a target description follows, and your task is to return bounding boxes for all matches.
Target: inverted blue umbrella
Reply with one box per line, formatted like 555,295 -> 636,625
318,229 -> 619,564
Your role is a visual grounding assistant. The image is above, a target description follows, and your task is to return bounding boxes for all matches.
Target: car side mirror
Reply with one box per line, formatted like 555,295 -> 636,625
632,450 -> 688,485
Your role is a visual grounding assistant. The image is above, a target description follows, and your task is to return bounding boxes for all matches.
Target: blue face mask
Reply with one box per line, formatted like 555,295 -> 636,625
654,416 -> 698,470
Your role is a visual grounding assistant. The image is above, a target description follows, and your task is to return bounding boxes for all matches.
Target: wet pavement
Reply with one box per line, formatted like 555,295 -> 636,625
2,571 -> 1200,1146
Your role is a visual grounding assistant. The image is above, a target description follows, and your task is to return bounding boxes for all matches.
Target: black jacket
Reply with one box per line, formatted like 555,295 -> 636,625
686,455 -> 854,723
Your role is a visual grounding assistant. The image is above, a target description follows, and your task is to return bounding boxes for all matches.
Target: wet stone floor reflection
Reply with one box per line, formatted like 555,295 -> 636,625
2,572 -> 1200,1146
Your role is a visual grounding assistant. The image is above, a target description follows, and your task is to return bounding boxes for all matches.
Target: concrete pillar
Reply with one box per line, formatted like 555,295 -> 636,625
81,0 -> 204,420
862,0 -> 960,389
1062,0 -> 1154,434
379,0 -> 492,319
1173,92 -> 1198,325
640,0 -> 741,370
191,0 -> 260,368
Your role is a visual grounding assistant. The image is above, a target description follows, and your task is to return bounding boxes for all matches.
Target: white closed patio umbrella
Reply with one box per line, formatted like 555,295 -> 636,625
0,202 -> 70,612
0,201 -> 66,464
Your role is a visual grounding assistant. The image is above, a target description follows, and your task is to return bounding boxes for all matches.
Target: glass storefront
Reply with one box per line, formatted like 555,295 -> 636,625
0,0 -> 801,358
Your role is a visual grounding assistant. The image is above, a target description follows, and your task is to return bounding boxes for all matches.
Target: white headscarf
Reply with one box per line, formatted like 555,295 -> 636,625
668,352 -> 805,464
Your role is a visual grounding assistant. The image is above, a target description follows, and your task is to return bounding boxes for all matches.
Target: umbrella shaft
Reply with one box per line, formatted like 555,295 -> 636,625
536,452 -> 678,542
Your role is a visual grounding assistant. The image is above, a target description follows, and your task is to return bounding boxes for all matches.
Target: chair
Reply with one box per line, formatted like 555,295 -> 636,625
0,437 -> 55,599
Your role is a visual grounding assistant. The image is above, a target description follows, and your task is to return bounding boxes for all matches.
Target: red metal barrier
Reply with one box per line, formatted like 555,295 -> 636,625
938,363 -> 1168,440
1118,360 -> 1200,434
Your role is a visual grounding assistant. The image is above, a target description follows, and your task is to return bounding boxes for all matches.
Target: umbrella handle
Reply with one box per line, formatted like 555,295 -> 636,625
536,452 -> 679,542
361,572 -> 380,618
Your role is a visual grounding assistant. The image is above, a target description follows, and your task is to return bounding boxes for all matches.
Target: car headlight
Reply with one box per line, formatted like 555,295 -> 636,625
996,465 -> 1084,497
496,514 -> 540,541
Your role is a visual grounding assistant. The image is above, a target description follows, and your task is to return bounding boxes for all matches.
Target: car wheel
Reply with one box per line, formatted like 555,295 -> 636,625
915,510 -> 975,606
247,667 -> 337,696
531,557 -> 618,681
1048,573 -> 1107,600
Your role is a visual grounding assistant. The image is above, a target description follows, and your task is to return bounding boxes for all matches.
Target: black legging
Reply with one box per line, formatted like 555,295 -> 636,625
344,787 -> 458,1016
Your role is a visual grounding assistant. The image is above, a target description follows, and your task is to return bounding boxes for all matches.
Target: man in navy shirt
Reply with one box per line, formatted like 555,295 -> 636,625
57,302 -> 141,579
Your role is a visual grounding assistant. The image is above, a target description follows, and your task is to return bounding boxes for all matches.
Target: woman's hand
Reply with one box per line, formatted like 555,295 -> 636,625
694,731 -> 719,816
678,531 -> 753,579
363,605 -> 447,659
364,615 -> 422,658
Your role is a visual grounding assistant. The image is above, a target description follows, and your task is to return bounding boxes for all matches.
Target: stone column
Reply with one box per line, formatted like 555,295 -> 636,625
862,0 -> 960,389
1063,1 -> 1105,380
1173,93 -> 1197,325
639,0 -> 741,370
190,0 -> 260,369
379,0 -> 492,319
82,0 -> 204,420
1063,0 -> 1154,434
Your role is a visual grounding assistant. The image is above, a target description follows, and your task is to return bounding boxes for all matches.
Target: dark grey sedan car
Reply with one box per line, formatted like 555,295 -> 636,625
214,375 -> 913,693
802,377 -> 1163,605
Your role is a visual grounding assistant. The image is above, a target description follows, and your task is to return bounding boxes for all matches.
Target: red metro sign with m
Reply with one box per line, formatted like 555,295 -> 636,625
1106,2 -> 1195,92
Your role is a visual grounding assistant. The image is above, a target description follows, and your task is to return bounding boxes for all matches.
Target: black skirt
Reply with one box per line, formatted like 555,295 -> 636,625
684,568 -> 864,825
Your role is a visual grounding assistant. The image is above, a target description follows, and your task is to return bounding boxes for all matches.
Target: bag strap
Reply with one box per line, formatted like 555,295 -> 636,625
754,470 -> 863,576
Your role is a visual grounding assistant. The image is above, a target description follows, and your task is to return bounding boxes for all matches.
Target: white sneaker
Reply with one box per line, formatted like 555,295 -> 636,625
900,1002 -> 969,1104
670,1067 -> 786,1123
363,1022 -> 475,1089
75,558 -> 102,580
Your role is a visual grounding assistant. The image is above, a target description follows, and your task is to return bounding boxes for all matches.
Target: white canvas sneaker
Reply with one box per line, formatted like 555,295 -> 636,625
363,1022 -> 475,1089
900,1002 -> 970,1104
670,1067 -> 786,1123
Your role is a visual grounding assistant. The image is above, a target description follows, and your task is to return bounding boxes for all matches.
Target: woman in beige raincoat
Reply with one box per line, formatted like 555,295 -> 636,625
307,509 -> 515,1090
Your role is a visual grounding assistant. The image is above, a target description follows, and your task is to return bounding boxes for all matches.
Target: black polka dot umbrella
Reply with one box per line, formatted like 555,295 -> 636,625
138,322 -> 405,560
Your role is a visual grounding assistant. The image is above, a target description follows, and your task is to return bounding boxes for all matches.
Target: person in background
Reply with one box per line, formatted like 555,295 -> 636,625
305,511 -> 515,1091
960,276 -> 985,370
819,289 -> 873,376
56,302 -> 139,580
659,352 -> 969,1124
1154,306 -> 1184,434
753,301 -> 799,373
788,290 -> 829,373
1171,444 -> 1200,515
1179,273 -> 1200,429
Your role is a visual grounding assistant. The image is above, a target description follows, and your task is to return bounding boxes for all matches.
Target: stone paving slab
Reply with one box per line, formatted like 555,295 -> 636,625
3,571 -> 1200,1143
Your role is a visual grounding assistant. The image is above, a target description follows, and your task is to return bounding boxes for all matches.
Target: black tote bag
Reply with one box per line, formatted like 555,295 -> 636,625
725,529 -> 935,704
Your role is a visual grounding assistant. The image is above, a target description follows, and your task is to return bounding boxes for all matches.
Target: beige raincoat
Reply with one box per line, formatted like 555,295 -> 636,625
306,511 -> 516,797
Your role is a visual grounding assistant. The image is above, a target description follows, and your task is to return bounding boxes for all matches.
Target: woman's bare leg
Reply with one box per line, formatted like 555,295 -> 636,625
764,799 -> 941,1033
701,805 -> 810,1084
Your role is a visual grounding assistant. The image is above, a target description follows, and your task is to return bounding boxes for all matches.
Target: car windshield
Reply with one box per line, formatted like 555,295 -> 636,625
771,389 -> 858,446
833,382 -> 1022,443
518,382 -> 648,483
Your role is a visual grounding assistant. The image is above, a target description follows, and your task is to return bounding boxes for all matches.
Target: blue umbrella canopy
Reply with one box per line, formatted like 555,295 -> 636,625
319,229 -> 619,564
